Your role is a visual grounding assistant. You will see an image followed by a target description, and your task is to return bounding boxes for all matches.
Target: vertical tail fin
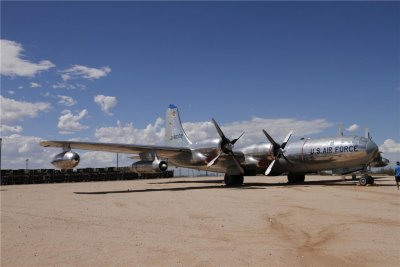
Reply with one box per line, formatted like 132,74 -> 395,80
164,104 -> 192,147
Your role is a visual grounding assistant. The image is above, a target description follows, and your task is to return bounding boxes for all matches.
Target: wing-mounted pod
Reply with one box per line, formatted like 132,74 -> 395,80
131,152 -> 168,173
51,150 -> 80,170
131,159 -> 168,173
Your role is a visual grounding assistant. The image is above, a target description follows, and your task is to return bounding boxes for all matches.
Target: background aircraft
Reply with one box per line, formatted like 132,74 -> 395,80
41,105 -> 385,186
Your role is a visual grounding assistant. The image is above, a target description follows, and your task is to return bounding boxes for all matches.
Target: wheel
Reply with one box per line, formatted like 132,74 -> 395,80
287,173 -> 296,184
287,173 -> 305,184
297,174 -> 305,183
359,177 -> 367,186
236,175 -> 244,185
224,174 -> 243,186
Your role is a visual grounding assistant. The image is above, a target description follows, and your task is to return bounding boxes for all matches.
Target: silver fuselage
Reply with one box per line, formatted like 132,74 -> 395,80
167,136 -> 379,175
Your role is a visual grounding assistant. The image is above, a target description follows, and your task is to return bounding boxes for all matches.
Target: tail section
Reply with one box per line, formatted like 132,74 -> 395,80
164,104 -> 192,147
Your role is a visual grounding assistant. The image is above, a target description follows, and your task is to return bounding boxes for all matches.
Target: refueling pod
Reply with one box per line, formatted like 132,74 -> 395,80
51,150 -> 80,169
131,160 -> 168,173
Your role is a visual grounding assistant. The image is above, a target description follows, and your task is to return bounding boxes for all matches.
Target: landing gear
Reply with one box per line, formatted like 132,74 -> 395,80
287,173 -> 305,184
224,174 -> 244,186
359,175 -> 374,186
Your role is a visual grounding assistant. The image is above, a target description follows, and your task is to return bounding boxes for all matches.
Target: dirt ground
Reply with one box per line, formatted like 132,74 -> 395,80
1,175 -> 400,267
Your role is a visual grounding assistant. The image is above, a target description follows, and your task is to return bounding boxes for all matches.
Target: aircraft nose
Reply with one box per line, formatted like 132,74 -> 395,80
366,139 -> 379,157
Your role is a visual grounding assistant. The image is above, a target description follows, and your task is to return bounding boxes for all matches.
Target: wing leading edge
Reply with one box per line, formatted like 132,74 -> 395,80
40,140 -> 191,159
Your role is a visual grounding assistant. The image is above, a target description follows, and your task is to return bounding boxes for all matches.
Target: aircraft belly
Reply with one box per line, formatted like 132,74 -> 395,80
168,151 -> 245,174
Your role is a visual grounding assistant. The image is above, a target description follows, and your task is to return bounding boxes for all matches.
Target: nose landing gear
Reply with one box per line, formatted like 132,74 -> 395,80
359,175 -> 374,186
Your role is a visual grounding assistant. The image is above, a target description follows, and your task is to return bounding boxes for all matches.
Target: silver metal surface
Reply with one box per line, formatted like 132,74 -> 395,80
131,159 -> 168,173
51,151 -> 80,169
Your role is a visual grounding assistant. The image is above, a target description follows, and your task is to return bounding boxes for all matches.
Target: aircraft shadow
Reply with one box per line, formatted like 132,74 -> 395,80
74,184 -> 265,194
74,176 -> 396,195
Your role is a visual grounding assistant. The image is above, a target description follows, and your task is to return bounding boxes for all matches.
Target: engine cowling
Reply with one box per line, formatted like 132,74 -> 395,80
131,160 -> 168,173
51,151 -> 80,169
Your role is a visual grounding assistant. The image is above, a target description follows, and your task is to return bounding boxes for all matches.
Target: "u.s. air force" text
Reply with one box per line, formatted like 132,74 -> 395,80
310,145 -> 359,155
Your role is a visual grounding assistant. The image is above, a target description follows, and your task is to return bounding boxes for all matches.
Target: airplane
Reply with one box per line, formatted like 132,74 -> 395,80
40,104 -> 385,186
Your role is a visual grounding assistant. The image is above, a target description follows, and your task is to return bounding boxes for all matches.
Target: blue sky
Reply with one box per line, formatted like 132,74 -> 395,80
1,1 -> 399,169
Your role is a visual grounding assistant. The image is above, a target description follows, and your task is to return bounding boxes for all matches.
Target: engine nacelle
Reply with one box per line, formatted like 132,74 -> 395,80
131,160 -> 168,173
51,151 -> 80,169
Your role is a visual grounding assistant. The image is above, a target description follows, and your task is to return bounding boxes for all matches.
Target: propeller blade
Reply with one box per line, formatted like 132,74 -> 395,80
281,130 -> 293,149
265,160 -> 276,175
207,152 -> 222,167
231,131 -> 245,145
281,154 -> 293,166
262,130 -> 279,148
211,118 -> 226,140
229,151 -> 244,174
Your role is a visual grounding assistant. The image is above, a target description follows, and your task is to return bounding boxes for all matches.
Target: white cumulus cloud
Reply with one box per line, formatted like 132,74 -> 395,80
57,95 -> 77,107
95,118 -> 165,144
1,112 -> 336,169
0,134 -> 55,169
30,82 -> 41,88
57,109 -> 89,134
93,116 -> 332,148
380,139 -> 400,154
0,39 -> 55,77
0,124 -> 23,134
60,65 -> 111,81
183,117 -> 333,148
0,96 -> 51,124
346,124 -> 359,132
94,94 -> 117,115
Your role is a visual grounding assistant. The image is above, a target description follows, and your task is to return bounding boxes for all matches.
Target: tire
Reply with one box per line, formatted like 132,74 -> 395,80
359,177 -> 367,186
287,173 -> 296,184
236,175 -> 244,185
297,174 -> 305,183
224,174 -> 234,186
224,174 -> 243,186
287,173 -> 305,184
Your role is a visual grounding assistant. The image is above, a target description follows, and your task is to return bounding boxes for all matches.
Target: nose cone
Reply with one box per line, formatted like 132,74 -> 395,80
366,139 -> 379,158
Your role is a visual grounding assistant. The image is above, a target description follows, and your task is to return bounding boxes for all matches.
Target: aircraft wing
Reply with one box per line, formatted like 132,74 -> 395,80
40,140 -> 191,158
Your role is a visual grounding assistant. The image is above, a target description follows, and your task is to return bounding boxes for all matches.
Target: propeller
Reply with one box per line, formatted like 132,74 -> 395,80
263,129 -> 293,175
207,118 -> 244,174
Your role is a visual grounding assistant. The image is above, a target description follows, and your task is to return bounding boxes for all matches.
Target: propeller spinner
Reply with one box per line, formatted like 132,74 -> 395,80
207,118 -> 244,174
263,129 -> 293,175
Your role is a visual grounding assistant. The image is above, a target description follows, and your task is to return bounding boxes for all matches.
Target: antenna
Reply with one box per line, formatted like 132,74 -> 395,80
365,127 -> 371,139
339,123 -> 344,137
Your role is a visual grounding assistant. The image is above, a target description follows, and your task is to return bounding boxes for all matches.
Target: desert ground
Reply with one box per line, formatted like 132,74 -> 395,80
1,175 -> 399,267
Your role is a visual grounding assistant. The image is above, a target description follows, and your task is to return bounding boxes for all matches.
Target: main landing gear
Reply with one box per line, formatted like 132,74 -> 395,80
224,174 -> 244,186
287,173 -> 305,184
